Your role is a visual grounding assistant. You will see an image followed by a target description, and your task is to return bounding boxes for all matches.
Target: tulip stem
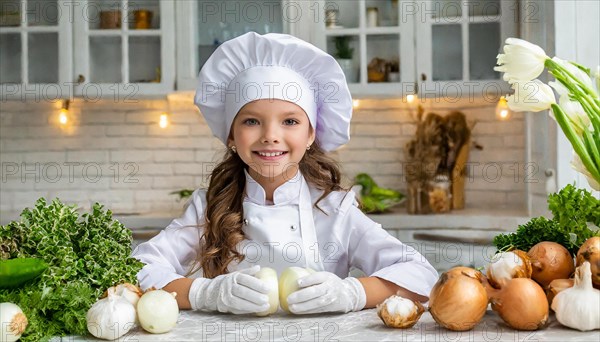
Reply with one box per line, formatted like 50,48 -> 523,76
552,104 -> 600,182
546,59 -> 600,100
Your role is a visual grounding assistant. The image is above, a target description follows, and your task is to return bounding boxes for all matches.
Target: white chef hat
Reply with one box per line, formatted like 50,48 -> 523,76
194,32 -> 352,151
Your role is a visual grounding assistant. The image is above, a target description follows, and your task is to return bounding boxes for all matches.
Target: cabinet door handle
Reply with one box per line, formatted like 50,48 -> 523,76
421,73 -> 427,81
77,74 -> 86,84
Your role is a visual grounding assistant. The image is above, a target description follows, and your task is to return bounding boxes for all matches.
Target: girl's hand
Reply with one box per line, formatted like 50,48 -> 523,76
188,265 -> 271,314
286,271 -> 366,314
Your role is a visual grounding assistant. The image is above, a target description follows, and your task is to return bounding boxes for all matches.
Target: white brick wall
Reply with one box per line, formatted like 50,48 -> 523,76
0,95 -> 526,214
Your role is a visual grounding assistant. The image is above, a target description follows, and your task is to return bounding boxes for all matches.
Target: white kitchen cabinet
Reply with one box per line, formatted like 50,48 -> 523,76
0,0 -> 175,100
309,0 -> 517,98
73,0 -> 175,97
0,0 -> 72,99
175,0 -> 292,91
415,0 -> 517,98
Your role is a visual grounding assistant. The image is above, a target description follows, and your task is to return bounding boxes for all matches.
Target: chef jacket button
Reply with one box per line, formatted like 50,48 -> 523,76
243,219 -> 249,226
290,224 -> 297,231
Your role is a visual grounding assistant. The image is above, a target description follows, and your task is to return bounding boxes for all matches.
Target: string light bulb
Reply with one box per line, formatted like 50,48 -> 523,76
495,96 -> 511,120
352,99 -> 360,108
159,113 -> 170,128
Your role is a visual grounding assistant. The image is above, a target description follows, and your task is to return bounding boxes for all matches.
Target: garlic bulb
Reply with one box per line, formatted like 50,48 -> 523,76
254,267 -> 279,316
551,261 -> 600,331
86,288 -> 137,340
103,283 -> 143,307
137,289 -> 179,334
377,295 -> 424,328
486,250 -> 532,288
0,302 -> 28,342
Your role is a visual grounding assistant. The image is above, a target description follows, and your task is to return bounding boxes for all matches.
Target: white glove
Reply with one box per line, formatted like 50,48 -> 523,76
188,265 -> 270,314
286,271 -> 367,314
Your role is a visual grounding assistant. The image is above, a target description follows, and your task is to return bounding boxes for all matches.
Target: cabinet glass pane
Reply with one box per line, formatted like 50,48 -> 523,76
326,35 -> 359,83
469,22 -> 500,80
364,0 -> 398,27
28,32 -> 58,83
88,0 -> 122,30
468,0 -> 500,17
27,0 -> 59,26
431,0 -> 462,18
128,0 -> 159,30
325,1 -> 358,29
366,34 -> 400,83
129,36 -> 160,83
90,36 -> 122,83
197,0 -> 283,46
0,34 -> 21,83
432,24 -> 462,81
0,0 -> 21,27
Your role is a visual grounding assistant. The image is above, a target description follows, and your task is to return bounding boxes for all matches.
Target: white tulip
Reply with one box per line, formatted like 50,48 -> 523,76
506,80 -> 556,112
495,38 -> 549,84
571,154 -> 600,191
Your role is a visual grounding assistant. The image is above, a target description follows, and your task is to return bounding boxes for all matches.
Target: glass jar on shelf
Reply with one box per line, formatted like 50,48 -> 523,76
428,174 -> 452,213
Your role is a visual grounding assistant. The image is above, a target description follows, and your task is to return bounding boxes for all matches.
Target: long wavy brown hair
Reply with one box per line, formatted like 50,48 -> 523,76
187,142 -> 346,278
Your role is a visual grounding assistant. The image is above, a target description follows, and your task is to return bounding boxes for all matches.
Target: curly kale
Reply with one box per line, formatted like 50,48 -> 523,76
0,198 -> 143,342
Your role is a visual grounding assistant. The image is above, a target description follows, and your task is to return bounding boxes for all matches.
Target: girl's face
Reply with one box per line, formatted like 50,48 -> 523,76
229,99 -> 315,186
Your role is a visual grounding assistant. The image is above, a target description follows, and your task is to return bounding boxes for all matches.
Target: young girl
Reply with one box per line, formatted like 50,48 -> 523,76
132,32 -> 438,314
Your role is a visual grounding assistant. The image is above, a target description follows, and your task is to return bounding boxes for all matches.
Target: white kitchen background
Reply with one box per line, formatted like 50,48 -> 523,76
0,95 -> 525,214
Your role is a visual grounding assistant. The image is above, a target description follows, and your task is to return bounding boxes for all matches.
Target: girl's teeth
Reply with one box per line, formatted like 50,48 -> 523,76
258,152 -> 284,157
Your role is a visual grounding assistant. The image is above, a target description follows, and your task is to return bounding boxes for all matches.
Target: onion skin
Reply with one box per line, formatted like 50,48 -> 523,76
546,278 -> 574,308
527,242 -> 575,289
429,267 -> 488,331
489,278 -> 548,330
576,236 -> 600,289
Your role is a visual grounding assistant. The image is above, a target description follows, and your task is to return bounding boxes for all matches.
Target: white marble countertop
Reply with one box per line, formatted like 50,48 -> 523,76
61,308 -> 599,342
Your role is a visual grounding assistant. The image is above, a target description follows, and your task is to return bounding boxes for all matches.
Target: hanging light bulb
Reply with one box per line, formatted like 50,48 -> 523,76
352,99 -> 360,108
495,96 -> 511,120
159,113 -> 169,128
406,94 -> 417,104
58,99 -> 70,125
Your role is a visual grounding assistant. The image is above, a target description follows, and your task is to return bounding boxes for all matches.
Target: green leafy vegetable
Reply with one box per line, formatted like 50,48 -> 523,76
354,173 -> 405,213
493,184 -> 600,255
0,198 -> 143,342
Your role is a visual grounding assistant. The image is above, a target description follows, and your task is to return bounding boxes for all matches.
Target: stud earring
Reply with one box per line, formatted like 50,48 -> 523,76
306,145 -> 311,150
230,146 -> 237,153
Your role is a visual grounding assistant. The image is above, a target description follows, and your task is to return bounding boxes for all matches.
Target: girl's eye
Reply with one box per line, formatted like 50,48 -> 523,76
243,118 -> 259,126
284,119 -> 299,125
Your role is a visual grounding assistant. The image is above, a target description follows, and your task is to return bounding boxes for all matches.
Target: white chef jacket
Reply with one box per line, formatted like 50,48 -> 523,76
132,171 -> 439,297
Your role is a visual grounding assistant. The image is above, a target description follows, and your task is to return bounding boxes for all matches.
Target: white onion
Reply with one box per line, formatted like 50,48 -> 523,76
1,302 -> 28,342
254,267 -> 279,316
278,267 -> 314,313
137,290 -> 179,334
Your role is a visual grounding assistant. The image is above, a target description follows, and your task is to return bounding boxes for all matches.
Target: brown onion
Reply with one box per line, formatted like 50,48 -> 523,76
488,278 -> 548,330
576,236 -> 600,288
546,278 -> 574,308
429,267 -> 488,331
527,241 -> 575,289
